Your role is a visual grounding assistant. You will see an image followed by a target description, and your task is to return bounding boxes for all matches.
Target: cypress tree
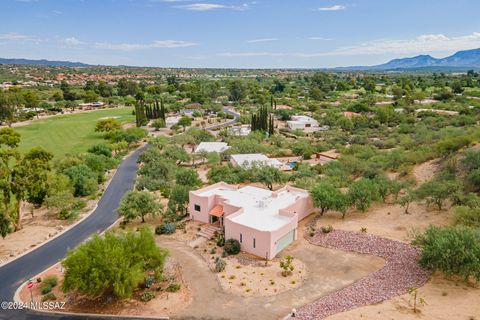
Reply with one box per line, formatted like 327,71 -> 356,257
160,99 -> 166,121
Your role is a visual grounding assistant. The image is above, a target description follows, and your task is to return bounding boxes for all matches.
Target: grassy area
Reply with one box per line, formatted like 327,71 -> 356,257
15,107 -> 134,159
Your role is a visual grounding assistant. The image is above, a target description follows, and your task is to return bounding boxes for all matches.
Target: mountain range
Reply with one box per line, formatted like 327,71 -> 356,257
0,58 -> 90,67
337,48 -> 480,70
1,48 -> 480,70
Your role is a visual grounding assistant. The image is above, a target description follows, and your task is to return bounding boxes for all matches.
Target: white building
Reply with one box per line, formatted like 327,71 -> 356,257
194,142 -> 230,154
287,115 -> 319,131
230,153 -> 284,169
228,125 -> 251,137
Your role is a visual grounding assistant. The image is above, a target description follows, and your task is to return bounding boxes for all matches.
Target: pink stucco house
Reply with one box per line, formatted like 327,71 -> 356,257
188,182 -> 314,259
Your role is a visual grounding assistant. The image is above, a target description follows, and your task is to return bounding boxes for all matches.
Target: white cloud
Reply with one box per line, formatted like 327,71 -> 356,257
247,38 -> 278,43
323,32 -> 480,56
215,32 -> 480,60
63,37 -> 84,46
308,37 -> 332,41
217,52 -> 286,57
317,5 -> 345,11
95,40 -> 198,51
176,3 -> 249,11
0,33 -> 32,41
151,40 -> 198,48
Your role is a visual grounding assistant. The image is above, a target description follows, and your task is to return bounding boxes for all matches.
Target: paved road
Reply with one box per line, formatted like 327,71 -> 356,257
0,145 -> 148,320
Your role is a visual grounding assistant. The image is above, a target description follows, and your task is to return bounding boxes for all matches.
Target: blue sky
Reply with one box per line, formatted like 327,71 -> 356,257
1,0 -> 480,68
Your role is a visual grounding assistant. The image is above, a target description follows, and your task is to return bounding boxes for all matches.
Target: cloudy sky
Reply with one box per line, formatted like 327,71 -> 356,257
1,0 -> 480,68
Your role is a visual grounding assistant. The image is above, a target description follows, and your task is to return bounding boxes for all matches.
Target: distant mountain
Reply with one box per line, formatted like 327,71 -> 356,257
337,48 -> 480,71
0,58 -> 91,67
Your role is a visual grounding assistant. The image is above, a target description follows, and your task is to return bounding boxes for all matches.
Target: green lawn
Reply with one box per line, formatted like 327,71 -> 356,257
15,107 -> 135,159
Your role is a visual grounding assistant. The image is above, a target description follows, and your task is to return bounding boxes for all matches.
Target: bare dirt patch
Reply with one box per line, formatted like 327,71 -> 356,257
315,202 -> 452,242
412,158 -> 440,184
217,255 -> 307,297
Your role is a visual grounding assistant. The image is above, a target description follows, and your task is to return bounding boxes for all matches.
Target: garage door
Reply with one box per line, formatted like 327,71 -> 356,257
275,229 -> 295,255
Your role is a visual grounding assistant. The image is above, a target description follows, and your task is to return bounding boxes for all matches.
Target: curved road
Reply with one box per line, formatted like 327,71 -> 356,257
0,145 -> 148,320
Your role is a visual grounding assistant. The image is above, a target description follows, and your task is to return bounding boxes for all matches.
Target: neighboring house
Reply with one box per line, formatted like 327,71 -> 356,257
228,125 -> 251,137
189,182 -> 314,259
230,153 -> 284,170
287,115 -> 320,131
270,156 -> 303,171
194,142 -> 230,154
314,151 -> 339,165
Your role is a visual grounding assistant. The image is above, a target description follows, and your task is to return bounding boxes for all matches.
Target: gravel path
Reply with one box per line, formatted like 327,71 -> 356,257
290,230 -> 431,320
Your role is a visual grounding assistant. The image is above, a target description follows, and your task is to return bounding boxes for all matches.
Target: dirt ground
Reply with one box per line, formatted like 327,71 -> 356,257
19,257 -> 190,317
315,202 -> 452,243
412,158 -> 440,184
217,255 -> 307,297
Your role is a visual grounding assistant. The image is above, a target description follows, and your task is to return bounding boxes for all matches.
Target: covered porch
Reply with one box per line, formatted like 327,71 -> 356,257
209,204 -> 224,227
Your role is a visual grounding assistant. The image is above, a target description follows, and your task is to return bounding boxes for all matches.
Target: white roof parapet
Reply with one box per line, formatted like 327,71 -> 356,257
198,185 -> 309,231
230,153 -> 282,169
194,142 -> 230,153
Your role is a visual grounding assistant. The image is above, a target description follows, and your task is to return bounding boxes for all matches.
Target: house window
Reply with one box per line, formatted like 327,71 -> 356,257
194,204 -> 201,212
240,233 -> 243,243
253,238 -> 256,248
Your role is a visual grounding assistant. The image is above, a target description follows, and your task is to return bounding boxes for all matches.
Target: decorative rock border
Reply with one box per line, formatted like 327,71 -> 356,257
290,230 -> 431,320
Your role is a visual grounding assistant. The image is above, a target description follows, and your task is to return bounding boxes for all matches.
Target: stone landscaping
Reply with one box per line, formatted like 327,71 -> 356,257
291,229 -> 431,320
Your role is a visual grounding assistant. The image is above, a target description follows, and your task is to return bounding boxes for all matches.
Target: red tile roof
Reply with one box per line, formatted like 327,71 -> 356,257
209,205 -> 224,217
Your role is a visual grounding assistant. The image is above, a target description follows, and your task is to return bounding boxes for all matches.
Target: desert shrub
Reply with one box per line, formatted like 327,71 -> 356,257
224,238 -> 241,255
215,257 -> 226,272
144,276 -> 154,289
61,227 -> 168,299
320,225 -> 334,233
43,275 -> 58,288
280,255 -> 295,277
348,178 -> 381,212
454,206 -> 480,228
140,291 -> 155,302
155,222 -> 176,235
41,293 -> 57,302
215,232 -> 225,247
413,226 -> 480,282
166,283 -> 181,292
41,285 -> 52,295
87,144 -> 112,157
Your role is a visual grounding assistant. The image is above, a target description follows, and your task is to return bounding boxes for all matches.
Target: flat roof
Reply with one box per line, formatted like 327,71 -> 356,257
230,153 -> 282,168
195,142 -> 230,153
198,185 -> 308,231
